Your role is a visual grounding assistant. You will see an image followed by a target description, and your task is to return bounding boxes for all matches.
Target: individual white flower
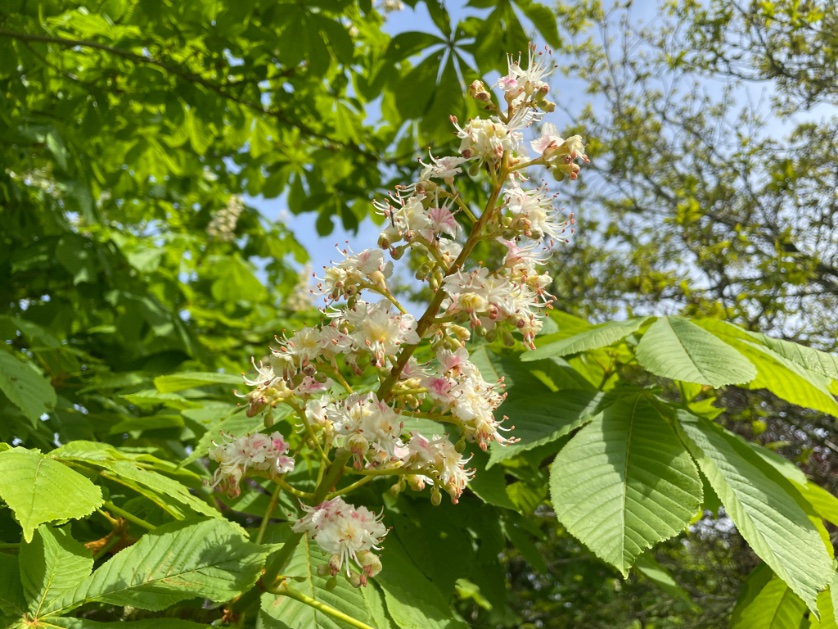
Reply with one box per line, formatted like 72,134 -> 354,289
504,182 -> 573,242
341,301 -> 420,367
292,497 -> 388,585
450,116 -> 522,164
418,152 -> 468,184
495,44 -> 554,105
317,247 -> 393,301
324,393 -> 404,467
405,433 -> 474,503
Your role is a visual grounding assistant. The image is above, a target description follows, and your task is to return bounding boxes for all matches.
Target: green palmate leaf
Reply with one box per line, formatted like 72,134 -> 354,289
487,389 -> 605,467
42,518 -> 268,617
743,330 -> 838,380
260,532 -> 372,629
635,316 -> 756,386
523,316 -> 651,361
677,413 -> 833,612
154,371 -> 242,393
697,320 -> 838,417
20,526 -> 93,616
0,448 -> 103,542
376,537 -> 469,629
633,553 -> 700,612
0,351 -> 57,425
549,395 -> 703,576
730,564 -> 807,629
363,584 -> 398,629
120,390 -> 201,410
813,572 -> 838,629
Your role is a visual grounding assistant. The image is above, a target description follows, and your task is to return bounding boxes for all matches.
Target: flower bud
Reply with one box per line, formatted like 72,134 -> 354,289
431,487 -> 442,506
263,411 -> 274,428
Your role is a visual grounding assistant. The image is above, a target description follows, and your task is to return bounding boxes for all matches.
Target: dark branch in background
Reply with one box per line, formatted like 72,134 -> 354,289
0,28 -> 392,166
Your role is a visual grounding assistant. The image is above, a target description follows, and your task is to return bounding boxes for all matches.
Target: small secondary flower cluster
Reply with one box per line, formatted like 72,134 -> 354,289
208,44 -> 587,585
208,431 -> 294,498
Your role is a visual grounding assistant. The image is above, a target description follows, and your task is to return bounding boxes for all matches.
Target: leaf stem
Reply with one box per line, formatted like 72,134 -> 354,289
273,581 -> 376,629
256,484 -> 282,545
102,501 -> 155,531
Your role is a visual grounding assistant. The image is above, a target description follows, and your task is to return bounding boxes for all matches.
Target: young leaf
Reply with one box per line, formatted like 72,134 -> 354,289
20,526 -> 93,616
523,317 -> 651,361
635,317 -> 756,387
549,395 -> 703,576
41,518 -> 269,617
0,448 -> 103,542
677,412 -> 833,613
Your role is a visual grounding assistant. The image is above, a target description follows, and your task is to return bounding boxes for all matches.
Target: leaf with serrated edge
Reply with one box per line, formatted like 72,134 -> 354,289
487,389 -> 604,467
154,371 -> 242,393
0,448 -> 103,542
636,317 -> 756,387
731,564 -> 807,629
550,395 -> 702,576
42,518 -> 268,616
21,526 -> 93,616
523,317 -> 651,362
677,412 -> 832,613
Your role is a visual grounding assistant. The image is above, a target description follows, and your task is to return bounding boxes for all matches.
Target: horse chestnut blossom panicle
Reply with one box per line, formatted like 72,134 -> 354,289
292,497 -> 387,587
207,431 -> 295,497
206,44 -> 587,587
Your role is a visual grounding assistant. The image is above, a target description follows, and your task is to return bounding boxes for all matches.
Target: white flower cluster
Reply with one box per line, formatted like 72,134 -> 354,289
207,195 -> 244,242
208,45 -> 587,586
208,431 -> 295,497
292,497 -> 387,586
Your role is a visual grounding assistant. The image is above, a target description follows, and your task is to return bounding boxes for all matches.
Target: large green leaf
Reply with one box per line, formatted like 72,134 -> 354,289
523,317 -> 651,361
259,530 -> 372,629
743,330 -> 838,380
487,389 -> 605,467
0,351 -> 57,425
697,320 -> 838,417
20,526 -> 93,616
549,395 -> 703,576
730,564 -> 807,629
42,518 -> 269,616
376,537 -> 469,629
677,412 -> 833,612
0,448 -> 103,542
635,316 -> 756,386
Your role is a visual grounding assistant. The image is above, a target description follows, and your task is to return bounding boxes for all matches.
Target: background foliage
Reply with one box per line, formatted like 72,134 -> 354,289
1,0 -> 836,628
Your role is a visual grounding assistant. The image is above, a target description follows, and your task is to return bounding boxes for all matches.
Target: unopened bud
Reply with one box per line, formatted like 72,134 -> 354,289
502,329 -> 516,347
431,487 -> 442,506
485,329 -> 497,342
263,411 -> 275,428
468,80 -> 492,103
315,371 -> 329,383
468,162 -> 482,177
390,246 -> 405,260
325,576 -> 338,591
